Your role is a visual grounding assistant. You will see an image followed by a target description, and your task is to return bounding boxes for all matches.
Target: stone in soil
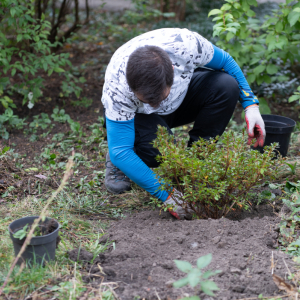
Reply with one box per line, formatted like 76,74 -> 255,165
69,207 -> 294,300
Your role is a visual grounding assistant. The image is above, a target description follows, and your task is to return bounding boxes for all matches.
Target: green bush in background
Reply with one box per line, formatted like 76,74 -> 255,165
0,0 -> 87,138
208,0 -> 300,103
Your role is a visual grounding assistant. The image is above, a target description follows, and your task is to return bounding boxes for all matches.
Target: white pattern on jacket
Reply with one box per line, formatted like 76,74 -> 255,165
101,28 -> 214,122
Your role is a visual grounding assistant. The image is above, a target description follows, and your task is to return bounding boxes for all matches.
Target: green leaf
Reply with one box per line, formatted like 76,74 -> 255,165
200,281 -> 219,296
202,270 -> 222,279
275,21 -> 283,33
2,146 -> 10,154
266,64 -> 278,75
10,7 -> 16,17
247,74 -> 256,84
11,68 -> 16,77
288,11 -> 300,27
187,270 -> 201,287
289,95 -> 300,103
226,31 -> 235,41
259,104 -> 271,115
180,297 -> 200,300
222,4 -> 232,10
258,97 -> 267,105
50,153 -> 56,159
197,253 -> 212,269
173,277 -> 189,288
174,260 -> 193,273
17,34 -> 23,42
253,65 -> 265,75
247,0 -> 257,6
246,9 -> 255,17
54,67 -> 65,73
241,0 -> 250,11
208,9 -> 222,17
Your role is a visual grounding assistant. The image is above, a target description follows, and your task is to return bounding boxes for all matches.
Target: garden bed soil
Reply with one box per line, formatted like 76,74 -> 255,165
69,206 -> 295,300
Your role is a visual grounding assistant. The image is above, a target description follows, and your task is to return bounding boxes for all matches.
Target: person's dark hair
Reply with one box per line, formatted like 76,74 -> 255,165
126,45 -> 174,106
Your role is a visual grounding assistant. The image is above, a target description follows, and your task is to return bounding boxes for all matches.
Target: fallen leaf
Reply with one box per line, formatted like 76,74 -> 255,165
34,174 -> 47,179
272,274 -> 297,295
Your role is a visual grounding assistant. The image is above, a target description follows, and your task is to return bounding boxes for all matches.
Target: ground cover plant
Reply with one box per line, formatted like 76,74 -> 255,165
153,126 -> 282,219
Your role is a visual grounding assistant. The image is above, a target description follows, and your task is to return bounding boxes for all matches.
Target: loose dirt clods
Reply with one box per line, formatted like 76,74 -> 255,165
69,209 -> 295,300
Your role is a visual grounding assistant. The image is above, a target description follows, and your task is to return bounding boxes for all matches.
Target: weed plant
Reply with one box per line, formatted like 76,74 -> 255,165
153,126 -> 282,219
278,181 -> 300,256
173,253 -> 220,299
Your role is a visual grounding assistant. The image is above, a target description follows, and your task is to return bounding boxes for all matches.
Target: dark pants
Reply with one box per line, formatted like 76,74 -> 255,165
105,68 -> 240,168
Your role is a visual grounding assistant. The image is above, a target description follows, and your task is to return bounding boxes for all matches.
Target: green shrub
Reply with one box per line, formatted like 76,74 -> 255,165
208,0 -> 300,103
0,0 -> 85,111
153,126 -> 282,219
0,108 -> 25,139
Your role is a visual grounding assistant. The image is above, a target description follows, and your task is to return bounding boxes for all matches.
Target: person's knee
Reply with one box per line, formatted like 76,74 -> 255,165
216,73 -> 239,102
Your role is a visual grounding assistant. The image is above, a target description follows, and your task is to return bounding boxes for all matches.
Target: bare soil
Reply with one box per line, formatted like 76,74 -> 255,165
69,206 -> 295,300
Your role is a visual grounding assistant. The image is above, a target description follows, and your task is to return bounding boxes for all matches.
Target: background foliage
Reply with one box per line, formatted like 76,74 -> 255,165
208,0 -> 300,103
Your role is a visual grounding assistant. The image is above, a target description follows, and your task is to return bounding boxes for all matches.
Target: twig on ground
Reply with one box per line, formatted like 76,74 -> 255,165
23,285 -> 46,300
154,288 -> 161,300
237,295 -> 289,300
283,258 -> 292,278
271,251 -> 274,275
107,284 -> 120,300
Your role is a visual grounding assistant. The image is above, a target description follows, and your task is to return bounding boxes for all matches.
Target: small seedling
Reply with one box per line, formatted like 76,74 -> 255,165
13,224 -> 43,240
173,253 -> 220,299
71,97 -> 93,108
51,107 -> 71,123
29,113 -> 53,131
52,133 -> 65,141
1,146 -> 10,156
285,162 -> 297,175
68,119 -> 83,137
13,224 -> 29,240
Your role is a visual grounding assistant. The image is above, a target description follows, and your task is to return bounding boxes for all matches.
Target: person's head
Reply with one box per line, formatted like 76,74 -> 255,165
126,45 -> 174,108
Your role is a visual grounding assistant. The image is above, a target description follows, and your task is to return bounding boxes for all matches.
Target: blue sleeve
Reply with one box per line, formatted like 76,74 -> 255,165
205,44 -> 259,109
106,117 -> 169,202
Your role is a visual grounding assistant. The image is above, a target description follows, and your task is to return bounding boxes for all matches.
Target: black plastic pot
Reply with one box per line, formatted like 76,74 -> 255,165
254,114 -> 296,157
9,216 -> 59,266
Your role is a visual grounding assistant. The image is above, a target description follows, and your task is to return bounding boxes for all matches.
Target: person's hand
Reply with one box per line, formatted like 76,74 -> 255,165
164,189 -> 193,220
245,104 -> 266,147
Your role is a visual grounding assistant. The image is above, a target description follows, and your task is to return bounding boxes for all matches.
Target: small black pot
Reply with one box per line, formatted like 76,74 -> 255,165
9,216 -> 60,266
254,114 -> 296,157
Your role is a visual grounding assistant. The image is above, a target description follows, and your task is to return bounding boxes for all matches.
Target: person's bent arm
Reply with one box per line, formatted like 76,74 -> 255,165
205,44 -> 259,109
106,117 -> 169,201
204,44 -> 265,147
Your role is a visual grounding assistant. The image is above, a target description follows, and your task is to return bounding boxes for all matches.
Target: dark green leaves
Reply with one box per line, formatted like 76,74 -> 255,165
207,0 -> 300,103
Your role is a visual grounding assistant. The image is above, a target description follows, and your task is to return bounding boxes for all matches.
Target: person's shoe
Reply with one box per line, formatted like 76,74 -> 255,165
105,153 -> 131,194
